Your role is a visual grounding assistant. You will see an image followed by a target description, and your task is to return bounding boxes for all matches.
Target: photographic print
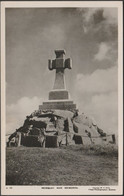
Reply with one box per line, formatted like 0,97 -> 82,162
1,1 -> 123,195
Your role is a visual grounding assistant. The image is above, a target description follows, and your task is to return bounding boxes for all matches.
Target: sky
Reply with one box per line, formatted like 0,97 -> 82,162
6,7 -> 118,135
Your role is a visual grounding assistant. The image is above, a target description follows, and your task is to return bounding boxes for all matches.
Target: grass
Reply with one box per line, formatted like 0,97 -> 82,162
6,144 -> 118,186
67,143 -> 118,156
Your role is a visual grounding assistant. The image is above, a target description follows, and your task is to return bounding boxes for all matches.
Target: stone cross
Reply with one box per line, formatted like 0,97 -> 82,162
48,50 -> 72,90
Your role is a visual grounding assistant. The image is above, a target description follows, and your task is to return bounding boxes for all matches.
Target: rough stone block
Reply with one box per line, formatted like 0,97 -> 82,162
49,90 -> 69,100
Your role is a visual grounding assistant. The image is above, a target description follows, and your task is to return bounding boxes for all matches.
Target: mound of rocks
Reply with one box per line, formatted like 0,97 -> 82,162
7,109 -> 115,147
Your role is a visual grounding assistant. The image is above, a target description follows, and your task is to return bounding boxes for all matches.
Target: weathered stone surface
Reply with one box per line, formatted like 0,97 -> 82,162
53,69 -> 66,89
39,100 -> 76,110
49,90 -> 69,100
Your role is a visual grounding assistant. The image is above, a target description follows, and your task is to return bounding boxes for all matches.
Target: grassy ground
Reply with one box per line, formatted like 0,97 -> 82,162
6,144 -> 118,186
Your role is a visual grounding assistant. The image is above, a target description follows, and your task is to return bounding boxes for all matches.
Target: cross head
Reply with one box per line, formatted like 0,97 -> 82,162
48,50 -> 72,70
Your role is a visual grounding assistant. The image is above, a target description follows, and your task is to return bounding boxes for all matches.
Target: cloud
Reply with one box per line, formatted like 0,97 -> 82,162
94,42 -> 110,61
74,65 -> 118,134
94,41 -> 118,62
80,92 -> 118,134
76,66 -> 117,94
82,8 -> 101,23
77,8 -> 118,35
75,91 -> 118,134
76,8 -> 118,70
103,8 -> 118,25
6,96 -> 42,134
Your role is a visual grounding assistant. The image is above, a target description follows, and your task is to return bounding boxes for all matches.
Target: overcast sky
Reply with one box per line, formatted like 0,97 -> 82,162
6,7 -> 118,134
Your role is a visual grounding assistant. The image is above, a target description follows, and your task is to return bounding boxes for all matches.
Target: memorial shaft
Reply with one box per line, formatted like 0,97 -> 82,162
53,69 -> 65,90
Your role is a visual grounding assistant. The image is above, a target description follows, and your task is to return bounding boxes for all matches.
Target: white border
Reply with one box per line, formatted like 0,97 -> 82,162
1,1 -> 123,195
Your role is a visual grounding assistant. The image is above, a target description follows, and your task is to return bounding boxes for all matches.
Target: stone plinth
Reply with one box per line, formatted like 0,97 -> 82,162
49,90 -> 69,100
39,100 -> 76,111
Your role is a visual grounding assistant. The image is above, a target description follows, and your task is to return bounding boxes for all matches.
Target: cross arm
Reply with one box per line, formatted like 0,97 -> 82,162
64,58 -> 72,69
48,59 -> 56,70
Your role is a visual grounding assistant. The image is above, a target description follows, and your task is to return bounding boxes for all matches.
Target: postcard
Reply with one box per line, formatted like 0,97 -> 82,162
1,1 -> 123,195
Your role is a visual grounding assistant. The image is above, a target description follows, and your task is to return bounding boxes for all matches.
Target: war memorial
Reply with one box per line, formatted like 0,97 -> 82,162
7,50 -> 115,148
